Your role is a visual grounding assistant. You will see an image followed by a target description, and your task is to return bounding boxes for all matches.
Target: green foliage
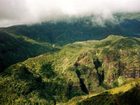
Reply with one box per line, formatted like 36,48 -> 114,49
0,30 -> 59,72
118,76 -> 126,86
0,35 -> 140,104
6,13 -> 140,46
1,13 -> 140,71
72,79 -> 140,105
41,62 -> 56,78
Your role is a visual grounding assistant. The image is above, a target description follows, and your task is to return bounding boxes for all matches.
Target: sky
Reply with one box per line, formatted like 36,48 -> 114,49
0,0 -> 140,27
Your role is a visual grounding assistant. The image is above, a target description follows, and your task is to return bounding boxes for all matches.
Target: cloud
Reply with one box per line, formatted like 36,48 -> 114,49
0,0 -> 140,27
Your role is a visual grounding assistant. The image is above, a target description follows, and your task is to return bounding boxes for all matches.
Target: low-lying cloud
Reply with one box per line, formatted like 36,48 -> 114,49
0,0 -> 140,27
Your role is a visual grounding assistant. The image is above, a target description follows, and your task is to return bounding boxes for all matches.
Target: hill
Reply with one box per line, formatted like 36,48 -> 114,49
66,79 -> 140,105
2,13 -> 140,45
0,13 -> 140,71
0,30 -> 58,72
0,35 -> 140,105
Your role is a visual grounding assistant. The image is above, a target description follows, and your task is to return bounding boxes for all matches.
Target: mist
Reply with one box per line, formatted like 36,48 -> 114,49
0,0 -> 140,27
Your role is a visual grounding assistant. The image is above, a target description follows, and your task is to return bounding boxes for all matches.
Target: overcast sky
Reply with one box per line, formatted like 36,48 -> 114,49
0,0 -> 140,27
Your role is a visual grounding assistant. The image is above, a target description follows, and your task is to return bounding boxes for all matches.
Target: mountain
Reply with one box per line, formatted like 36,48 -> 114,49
2,13 -> 140,45
8,19 -> 140,44
0,30 -> 58,72
0,13 -> 140,71
0,35 -> 140,105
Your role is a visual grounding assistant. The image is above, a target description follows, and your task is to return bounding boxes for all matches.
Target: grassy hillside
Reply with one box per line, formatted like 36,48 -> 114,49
0,35 -> 140,105
66,79 -> 140,105
0,30 -> 59,72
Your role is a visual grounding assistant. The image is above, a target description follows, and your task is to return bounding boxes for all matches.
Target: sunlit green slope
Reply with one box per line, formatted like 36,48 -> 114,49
66,79 -> 140,105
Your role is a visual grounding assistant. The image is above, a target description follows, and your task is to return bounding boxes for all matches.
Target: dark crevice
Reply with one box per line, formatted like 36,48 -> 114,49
93,58 -> 104,86
75,69 -> 89,94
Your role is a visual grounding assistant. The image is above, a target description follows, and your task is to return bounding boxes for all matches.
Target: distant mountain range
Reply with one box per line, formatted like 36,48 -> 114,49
2,13 -> 140,45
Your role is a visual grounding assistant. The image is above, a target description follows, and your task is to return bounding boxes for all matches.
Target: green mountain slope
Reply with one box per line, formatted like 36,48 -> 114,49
66,79 -> 140,105
0,13 -> 140,71
0,30 -> 58,72
0,35 -> 140,105
2,13 -> 140,45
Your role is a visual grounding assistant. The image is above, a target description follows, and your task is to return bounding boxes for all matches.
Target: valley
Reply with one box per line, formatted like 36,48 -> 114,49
0,35 -> 140,105
0,13 -> 140,72
0,0 -> 140,104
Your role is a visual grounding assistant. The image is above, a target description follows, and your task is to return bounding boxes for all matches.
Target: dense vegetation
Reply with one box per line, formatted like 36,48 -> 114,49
0,30 -> 58,72
3,13 -> 140,45
0,13 -> 140,72
0,35 -> 140,105
67,79 -> 140,105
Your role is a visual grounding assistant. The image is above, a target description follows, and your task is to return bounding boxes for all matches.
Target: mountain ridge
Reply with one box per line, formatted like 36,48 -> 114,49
0,35 -> 140,105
